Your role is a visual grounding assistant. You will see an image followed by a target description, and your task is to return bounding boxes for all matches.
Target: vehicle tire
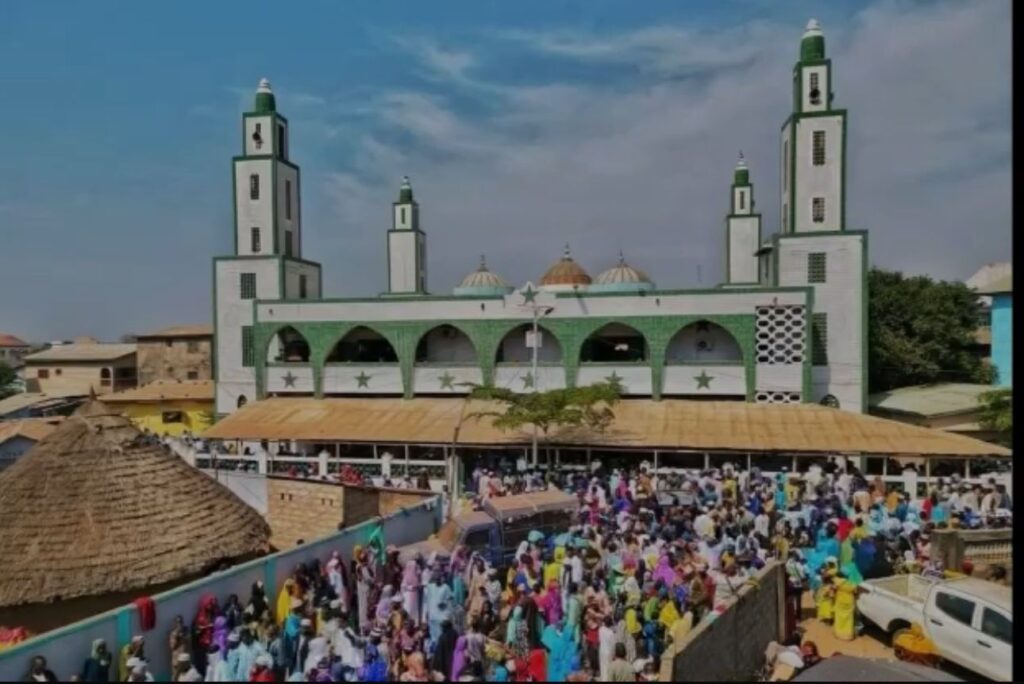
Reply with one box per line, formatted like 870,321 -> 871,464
887,621 -> 911,648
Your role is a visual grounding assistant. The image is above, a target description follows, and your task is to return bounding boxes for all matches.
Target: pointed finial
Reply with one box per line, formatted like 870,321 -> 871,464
401,175 -> 411,188
563,243 -> 571,259
806,18 -> 822,33
478,254 -> 487,271
736,151 -> 747,169
618,249 -> 626,266
257,78 -> 273,93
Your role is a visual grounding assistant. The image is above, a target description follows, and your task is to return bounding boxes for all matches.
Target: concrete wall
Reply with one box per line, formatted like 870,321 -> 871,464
136,338 -> 212,385
0,497 -> 441,683
202,470 -> 268,515
26,356 -> 136,396
234,159 -> 274,256
931,528 -> 1012,575
665,562 -> 785,682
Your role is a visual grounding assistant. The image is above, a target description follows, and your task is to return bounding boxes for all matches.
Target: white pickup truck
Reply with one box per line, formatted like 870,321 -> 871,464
857,574 -> 1012,681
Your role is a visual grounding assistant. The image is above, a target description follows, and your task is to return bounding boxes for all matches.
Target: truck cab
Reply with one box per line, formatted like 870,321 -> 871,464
398,488 -> 579,569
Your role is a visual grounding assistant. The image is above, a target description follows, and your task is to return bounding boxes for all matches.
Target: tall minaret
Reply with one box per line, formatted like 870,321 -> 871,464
214,79 -> 321,416
387,176 -> 427,294
780,19 -> 847,233
724,152 -> 761,284
234,78 -> 302,257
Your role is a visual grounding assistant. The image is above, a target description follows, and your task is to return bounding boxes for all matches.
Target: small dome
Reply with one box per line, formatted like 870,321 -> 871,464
254,78 -> 276,113
591,251 -> 655,292
800,19 -> 825,61
539,244 -> 591,290
453,255 -> 513,297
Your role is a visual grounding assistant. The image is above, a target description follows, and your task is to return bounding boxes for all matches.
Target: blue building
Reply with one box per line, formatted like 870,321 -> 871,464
980,275 -> 1012,386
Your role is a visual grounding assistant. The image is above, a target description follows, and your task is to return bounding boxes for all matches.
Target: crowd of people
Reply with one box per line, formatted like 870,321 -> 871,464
21,456 -> 1012,682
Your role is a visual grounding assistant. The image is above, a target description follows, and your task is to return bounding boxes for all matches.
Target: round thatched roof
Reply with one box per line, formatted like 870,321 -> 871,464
0,400 -> 270,608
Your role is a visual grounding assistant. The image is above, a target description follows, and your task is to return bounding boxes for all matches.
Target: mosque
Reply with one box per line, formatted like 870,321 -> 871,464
213,19 -> 867,418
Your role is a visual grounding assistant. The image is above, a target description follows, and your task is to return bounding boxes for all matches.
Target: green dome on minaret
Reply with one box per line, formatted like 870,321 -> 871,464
397,176 -> 414,203
254,78 -> 276,113
733,152 -> 750,185
800,19 -> 825,61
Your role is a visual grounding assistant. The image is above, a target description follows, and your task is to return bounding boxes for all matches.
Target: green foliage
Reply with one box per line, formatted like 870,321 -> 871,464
978,388 -> 1012,445
0,361 -> 18,400
467,380 -> 622,437
868,268 -> 994,392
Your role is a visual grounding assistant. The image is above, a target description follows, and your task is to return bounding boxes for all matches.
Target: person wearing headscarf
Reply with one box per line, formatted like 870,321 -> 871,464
355,546 -> 375,632
81,638 -> 112,682
244,581 -> 271,630
450,634 -> 469,680
401,559 -> 423,626
326,553 -> 349,613
832,571 -> 865,641
430,619 -> 458,679
210,615 -> 230,657
539,578 -> 563,626
118,636 -> 145,682
275,578 -> 298,626
168,615 -> 190,676
527,641 -> 548,682
542,617 -> 576,682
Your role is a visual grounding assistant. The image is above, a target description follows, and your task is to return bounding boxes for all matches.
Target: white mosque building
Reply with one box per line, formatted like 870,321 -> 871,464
213,19 -> 868,418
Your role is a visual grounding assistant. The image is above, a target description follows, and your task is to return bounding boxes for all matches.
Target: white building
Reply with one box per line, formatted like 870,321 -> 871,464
214,20 -> 867,417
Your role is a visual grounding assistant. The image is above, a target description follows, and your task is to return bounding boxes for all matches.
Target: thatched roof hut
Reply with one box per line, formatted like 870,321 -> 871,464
0,400 -> 270,608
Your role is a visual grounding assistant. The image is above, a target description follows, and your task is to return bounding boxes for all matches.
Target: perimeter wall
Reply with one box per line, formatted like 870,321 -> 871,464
0,496 -> 443,682
663,561 -> 786,681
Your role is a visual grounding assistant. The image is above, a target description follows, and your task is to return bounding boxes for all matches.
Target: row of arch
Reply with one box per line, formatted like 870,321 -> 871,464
267,320 -> 744,366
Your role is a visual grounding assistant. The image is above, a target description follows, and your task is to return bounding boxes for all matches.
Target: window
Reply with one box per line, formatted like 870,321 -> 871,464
783,145 -> 789,192
811,313 -> 828,365
161,411 -> 184,424
808,252 -> 827,283
237,394 -> 248,408
253,123 -> 263,150
812,197 -> 825,224
186,340 -> 200,353
464,528 -> 490,549
55,369 -> 62,376
37,369 -> 49,379
249,174 -> 259,200
251,227 -> 261,253
285,180 -> 292,219
277,123 -> 285,157
299,274 -> 308,299
187,371 -> 199,380
738,190 -> 745,211
165,340 -> 173,348
240,272 -> 257,300
400,207 -> 406,224
100,368 -> 111,386
981,608 -> 1011,645
809,72 -> 821,105
935,592 -> 976,627
285,231 -> 294,257
812,131 -> 826,166
241,326 -> 255,367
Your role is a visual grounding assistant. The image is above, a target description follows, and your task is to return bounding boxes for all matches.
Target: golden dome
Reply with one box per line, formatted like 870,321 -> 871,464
539,244 -> 592,287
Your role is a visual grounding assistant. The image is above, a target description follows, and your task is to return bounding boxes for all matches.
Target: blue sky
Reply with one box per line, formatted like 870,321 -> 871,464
0,1 -> 1010,342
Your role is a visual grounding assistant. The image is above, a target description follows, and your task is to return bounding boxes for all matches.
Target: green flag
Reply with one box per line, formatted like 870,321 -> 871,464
366,525 -> 385,566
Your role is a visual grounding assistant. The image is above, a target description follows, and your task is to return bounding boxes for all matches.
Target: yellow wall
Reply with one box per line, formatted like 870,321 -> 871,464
116,400 -> 214,437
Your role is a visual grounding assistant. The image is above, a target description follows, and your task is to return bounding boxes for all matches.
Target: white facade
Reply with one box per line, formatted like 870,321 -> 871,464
214,22 -> 867,416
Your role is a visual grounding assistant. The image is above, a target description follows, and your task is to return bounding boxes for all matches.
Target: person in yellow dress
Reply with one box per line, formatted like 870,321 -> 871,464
814,559 -> 838,623
832,571 -> 865,641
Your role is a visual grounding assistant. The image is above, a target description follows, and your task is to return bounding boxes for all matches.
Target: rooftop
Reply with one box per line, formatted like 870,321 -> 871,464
0,334 -> 30,348
102,379 -> 214,404
203,397 -> 1010,457
869,383 -> 995,419
0,418 -> 61,445
976,274 -> 1012,295
24,343 -> 137,363
135,324 -> 213,339
0,392 -> 85,417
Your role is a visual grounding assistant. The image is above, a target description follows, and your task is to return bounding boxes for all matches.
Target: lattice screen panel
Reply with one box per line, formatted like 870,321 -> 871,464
755,305 -> 806,365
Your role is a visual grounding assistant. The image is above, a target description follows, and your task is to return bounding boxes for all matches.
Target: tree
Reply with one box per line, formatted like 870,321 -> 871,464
978,388 -> 1012,446
467,381 -> 622,442
868,268 -> 994,392
0,361 -> 18,400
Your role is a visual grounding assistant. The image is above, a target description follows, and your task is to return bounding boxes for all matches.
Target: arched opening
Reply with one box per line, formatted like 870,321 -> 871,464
666,320 -> 742,364
820,394 -> 839,408
326,326 -> 398,363
267,326 -> 310,363
415,324 -> 478,364
496,324 -> 562,364
237,395 -> 248,408
580,323 -> 647,363
99,367 -> 112,388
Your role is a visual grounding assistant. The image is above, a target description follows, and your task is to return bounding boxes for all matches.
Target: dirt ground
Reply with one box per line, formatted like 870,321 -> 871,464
797,593 -> 896,660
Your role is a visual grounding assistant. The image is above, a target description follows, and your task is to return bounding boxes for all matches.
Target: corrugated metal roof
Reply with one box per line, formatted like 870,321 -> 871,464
0,419 -> 60,445
0,334 -> 29,348
136,324 -> 213,339
202,397 -> 1010,457
102,380 -> 214,403
0,392 -> 84,416
976,274 -> 1012,295
24,343 -> 136,362
869,383 -> 993,419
